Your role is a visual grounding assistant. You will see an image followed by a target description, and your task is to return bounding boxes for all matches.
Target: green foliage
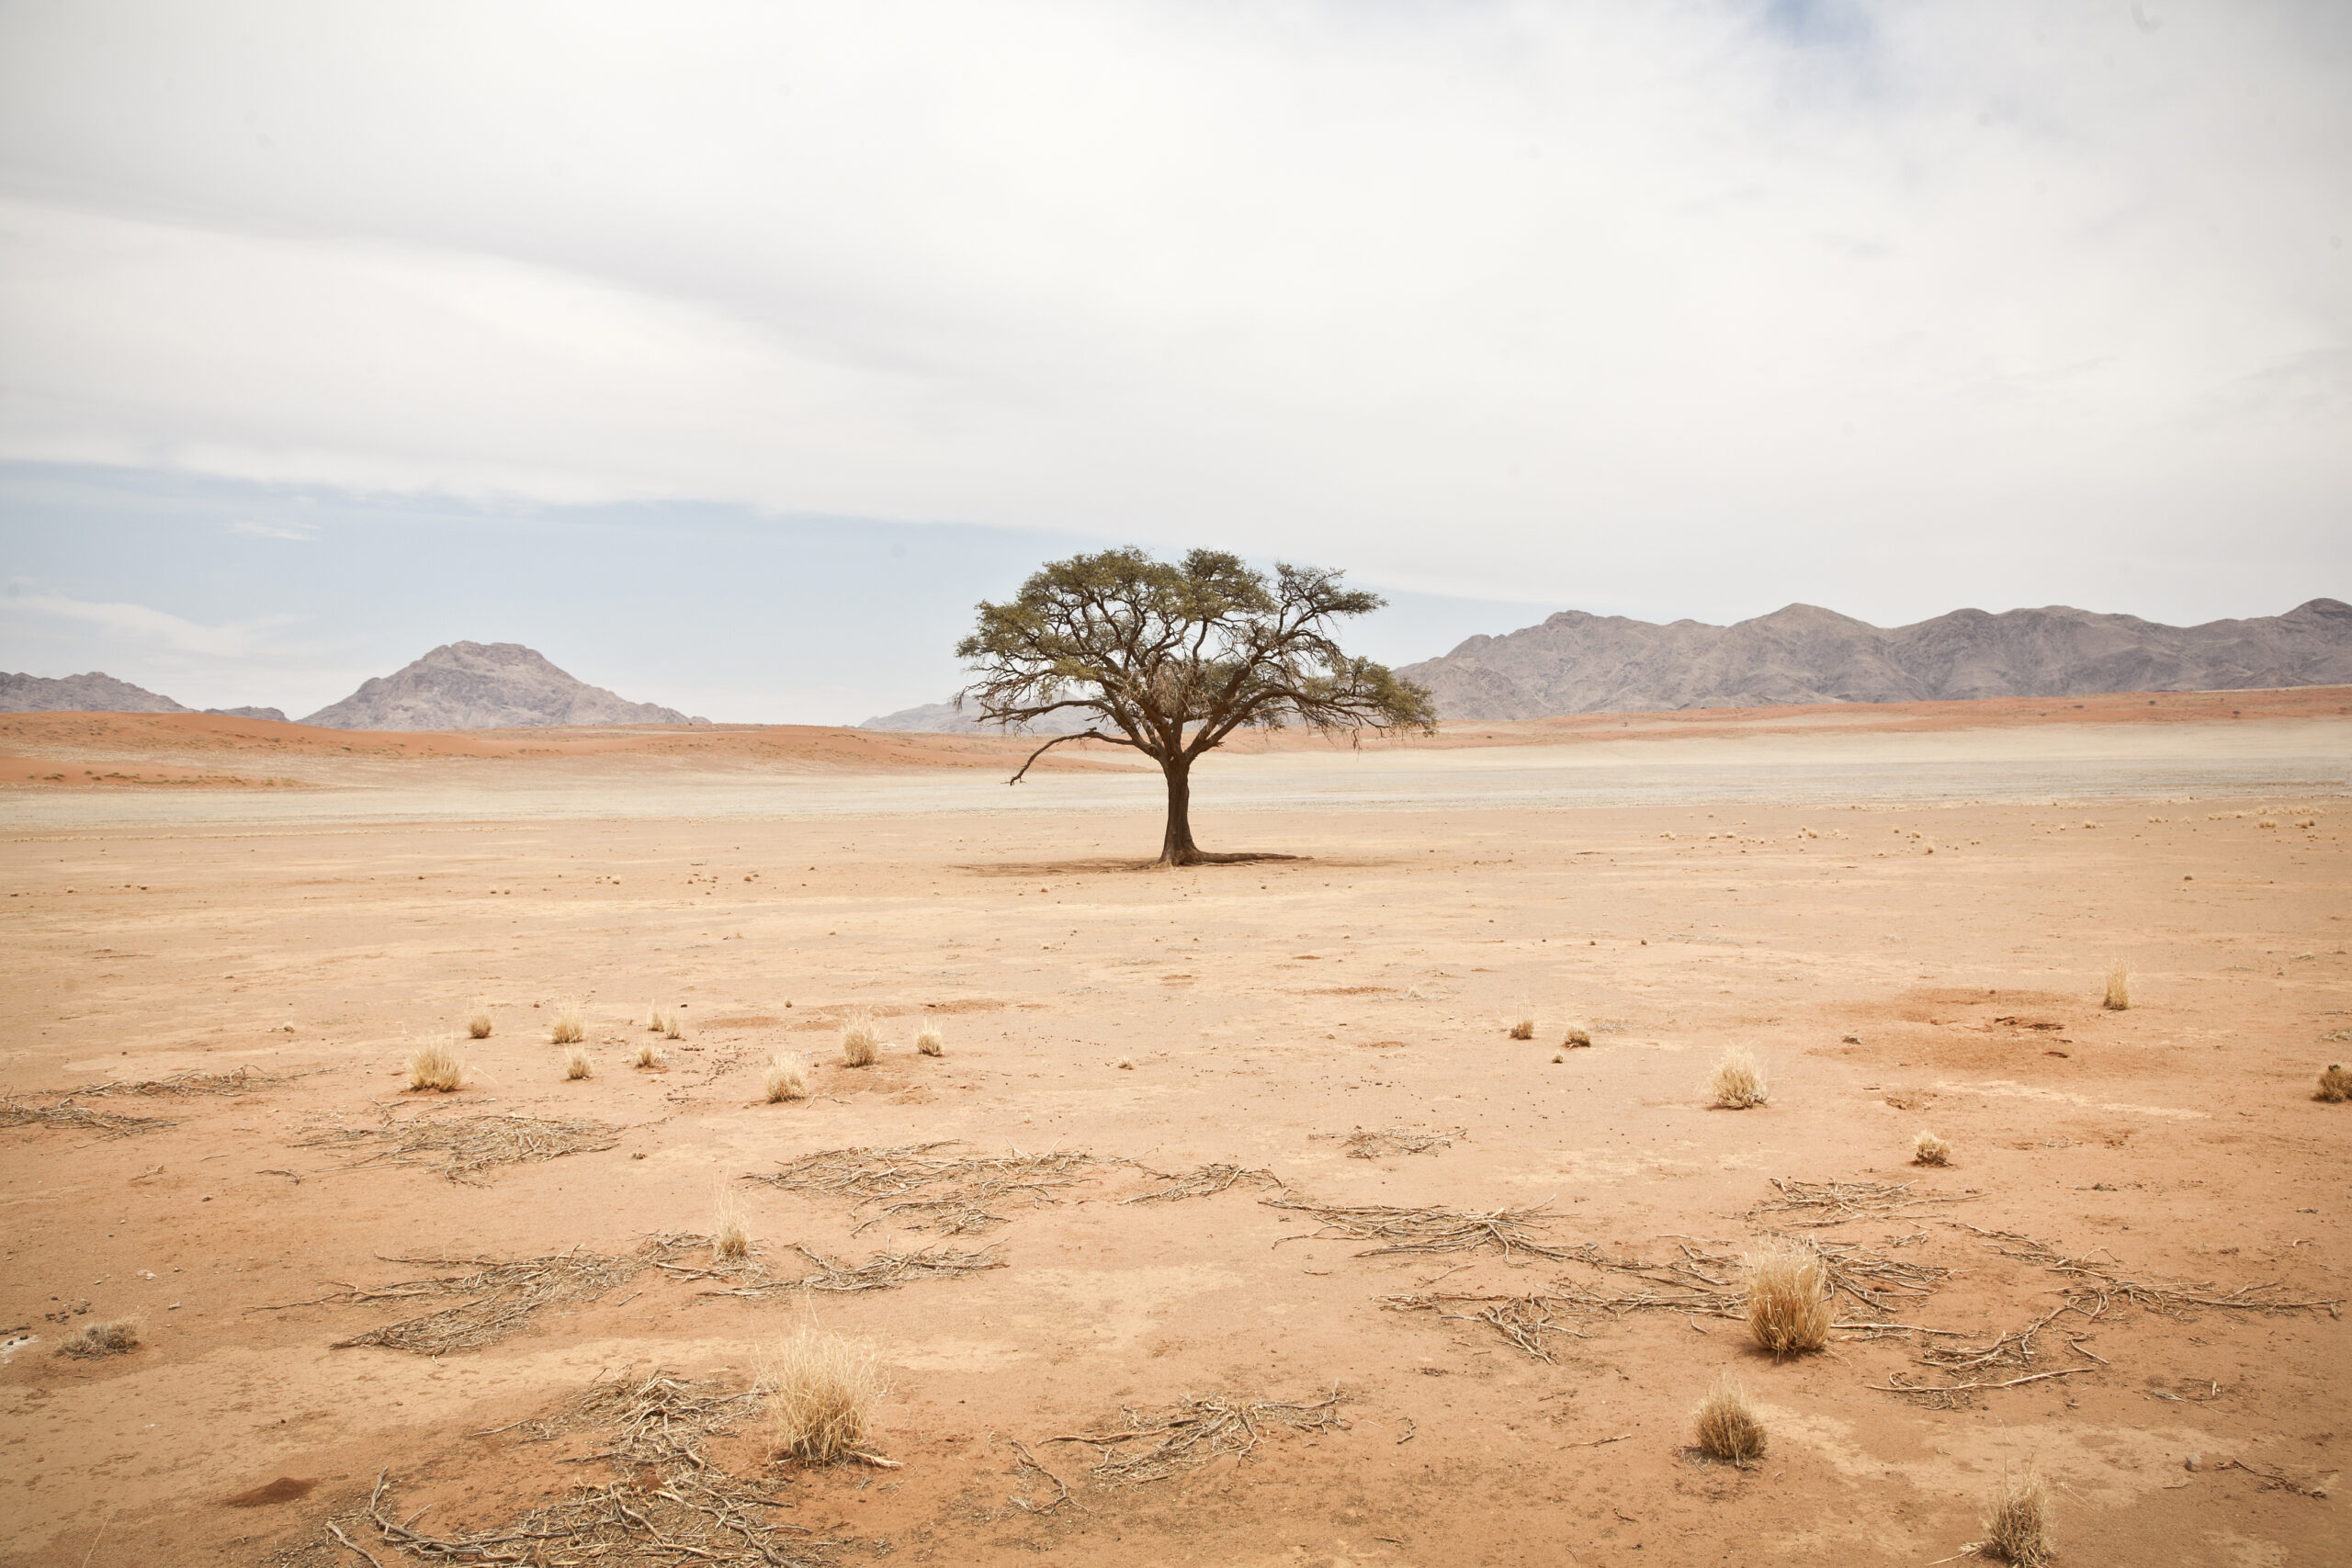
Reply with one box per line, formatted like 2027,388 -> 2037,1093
957,547 -> 1434,767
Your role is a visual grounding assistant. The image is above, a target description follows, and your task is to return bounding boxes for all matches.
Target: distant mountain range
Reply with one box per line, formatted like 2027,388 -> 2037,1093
299,642 -> 700,729
863,597 -> 2352,728
1,641 -> 701,729
0,671 -> 285,722
1392,598 -> 2352,718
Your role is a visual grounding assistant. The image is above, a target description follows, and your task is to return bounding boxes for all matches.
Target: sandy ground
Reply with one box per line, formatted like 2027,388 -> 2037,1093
2,697 -> 2347,1567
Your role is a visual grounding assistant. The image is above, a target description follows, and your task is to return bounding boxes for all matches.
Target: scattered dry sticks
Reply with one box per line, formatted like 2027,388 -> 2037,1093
1750,1178 -> 1973,1228
292,1108 -> 621,1184
0,1099 -> 175,1137
1953,1223 -> 2346,1320
706,1241 -> 1005,1296
334,1369 -> 834,1565
1266,1196 -> 1578,1260
1309,1126 -> 1461,1160
750,1142 -> 1121,1235
1042,1389 -> 1348,1486
276,1234 -> 1000,1356
1123,1163 -> 1283,1204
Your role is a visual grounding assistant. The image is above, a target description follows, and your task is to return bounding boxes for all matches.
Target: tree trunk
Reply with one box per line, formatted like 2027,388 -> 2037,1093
1159,756 -> 1202,866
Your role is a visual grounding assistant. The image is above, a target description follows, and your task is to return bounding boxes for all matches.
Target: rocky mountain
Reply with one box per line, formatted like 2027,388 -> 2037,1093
1396,598 -> 2352,718
860,700 -> 1097,735
207,705 -> 288,722
301,642 -> 702,730
1,671 -> 190,713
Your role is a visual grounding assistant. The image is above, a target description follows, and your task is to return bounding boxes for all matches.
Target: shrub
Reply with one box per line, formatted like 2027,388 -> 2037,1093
466,1008 -> 492,1040
1980,1465 -> 2053,1566
1912,1130 -> 1951,1166
1692,1377 -> 1766,1464
550,1001 -> 587,1044
406,1040 -> 463,1093
2316,1063 -> 2351,1103
1709,1047 -> 1769,1109
1507,1010 -> 1534,1041
1562,1027 -> 1592,1048
761,1325 -> 885,1464
59,1318 -> 140,1358
1743,1239 -> 1831,1355
764,1054 -> 808,1102
841,1011 -> 880,1067
2103,964 -> 2130,1011
915,1025 -> 944,1057
563,1046 -> 593,1080
713,1185 -> 750,1261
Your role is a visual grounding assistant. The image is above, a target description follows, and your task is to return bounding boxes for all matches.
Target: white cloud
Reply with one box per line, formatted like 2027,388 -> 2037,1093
227,518 -> 318,540
5,585 -> 301,659
0,1 -> 2345,623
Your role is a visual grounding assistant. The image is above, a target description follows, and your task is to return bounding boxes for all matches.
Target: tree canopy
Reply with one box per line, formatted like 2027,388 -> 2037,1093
956,547 -> 1435,864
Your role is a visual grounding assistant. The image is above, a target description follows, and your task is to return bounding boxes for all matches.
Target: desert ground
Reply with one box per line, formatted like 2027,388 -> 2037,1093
3,693 -> 2347,1567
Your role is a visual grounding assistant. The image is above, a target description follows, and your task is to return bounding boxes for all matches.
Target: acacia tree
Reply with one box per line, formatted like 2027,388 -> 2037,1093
956,547 -> 1436,865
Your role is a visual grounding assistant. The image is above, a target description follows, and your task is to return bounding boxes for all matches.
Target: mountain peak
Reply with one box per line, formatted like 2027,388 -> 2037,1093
300,643 -> 696,730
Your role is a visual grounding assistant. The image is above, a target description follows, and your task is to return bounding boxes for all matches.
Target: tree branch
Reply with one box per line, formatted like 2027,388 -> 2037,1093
1008,728 -> 1131,784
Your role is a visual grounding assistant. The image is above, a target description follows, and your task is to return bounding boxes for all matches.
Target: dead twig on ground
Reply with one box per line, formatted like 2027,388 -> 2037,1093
1751,1178 -> 1972,1227
1044,1389 -> 1347,1485
0,1098 -> 176,1137
292,1108 -> 621,1184
750,1142 -> 1118,1235
1122,1163 -> 1283,1204
707,1242 -> 1004,1295
1309,1126 -> 1460,1160
1264,1196 -> 1576,1259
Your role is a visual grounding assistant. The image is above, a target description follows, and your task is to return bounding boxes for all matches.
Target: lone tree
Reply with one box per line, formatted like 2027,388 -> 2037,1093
956,547 -> 1436,865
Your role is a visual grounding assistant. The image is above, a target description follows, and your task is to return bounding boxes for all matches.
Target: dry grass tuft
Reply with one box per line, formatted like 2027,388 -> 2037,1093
663,1010 -> 684,1041
549,1000 -> 586,1045
764,1053 -> 809,1102
1562,1026 -> 1593,1048
2103,964 -> 2130,1010
466,1008 -> 493,1040
631,1043 -> 667,1070
1912,1130 -> 1951,1166
563,1045 -> 593,1080
759,1324 -> 885,1465
644,1004 -> 668,1032
1507,1008 -> 1535,1041
1743,1238 -> 1832,1354
58,1318 -> 140,1358
406,1040 -> 464,1093
1691,1377 -> 1767,1464
915,1024 -> 944,1057
841,1010 -> 880,1067
1980,1465 -> 2054,1566
2315,1063 -> 2352,1103
1708,1047 -> 1769,1109
1115,1056 -> 1136,1070
712,1185 -> 750,1261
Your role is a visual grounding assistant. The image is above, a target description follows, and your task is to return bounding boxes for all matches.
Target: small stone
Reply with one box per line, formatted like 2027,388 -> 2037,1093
2184,1454 -> 2200,1472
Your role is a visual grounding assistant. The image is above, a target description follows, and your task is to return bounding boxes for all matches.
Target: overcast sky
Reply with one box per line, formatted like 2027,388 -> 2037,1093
2,1 -> 2346,721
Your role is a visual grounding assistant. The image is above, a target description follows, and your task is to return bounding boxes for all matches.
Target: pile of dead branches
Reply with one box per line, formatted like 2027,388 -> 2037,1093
1312,1126 -> 1459,1160
1749,1177 -> 1972,1227
292,1108 -> 621,1184
1266,1196 -> 1577,1260
27,1065 -> 294,1100
707,1241 -> 1005,1296
314,1246 -> 650,1355
750,1142 -> 1117,1234
1954,1223 -> 2345,1321
326,1368 -> 839,1565
1122,1163 -> 1283,1204
0,1098 -> 175,1137
1043,1389 -> 1348,1485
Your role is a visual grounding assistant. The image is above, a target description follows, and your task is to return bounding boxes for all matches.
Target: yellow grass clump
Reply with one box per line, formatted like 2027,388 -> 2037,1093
549,1001 -> 586,1045
764,1053 -> 808,1102
713,1184 -> 750,1261
2315,1063 -> 2352,1103
466,1007 -> 493,1040
1563,1026 -> 1593,1048
2103,964 -> 2130,1010
664,1010 -> 684,1041
632,1043 -> 667,1070
841,1011 -> 880,1067
59,1318 -> 141,1358
1691,1377 -> 1767,1464
406,1040 -> 464,1093
1979,1465 -> 2054,1566
1507,1009 -> 1535,1041
1708,1047 -> 1769,1109
646,1004 -> 668,1032
1743,1239 -> 1831,1355
1912,1130 -> 1951,1166
915,1024 -> 944,1057
563,1045 -> 593,1080
760,1324 -> 886,1465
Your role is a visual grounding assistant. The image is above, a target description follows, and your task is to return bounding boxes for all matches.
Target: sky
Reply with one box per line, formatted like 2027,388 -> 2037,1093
2,0 -> 2346,722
